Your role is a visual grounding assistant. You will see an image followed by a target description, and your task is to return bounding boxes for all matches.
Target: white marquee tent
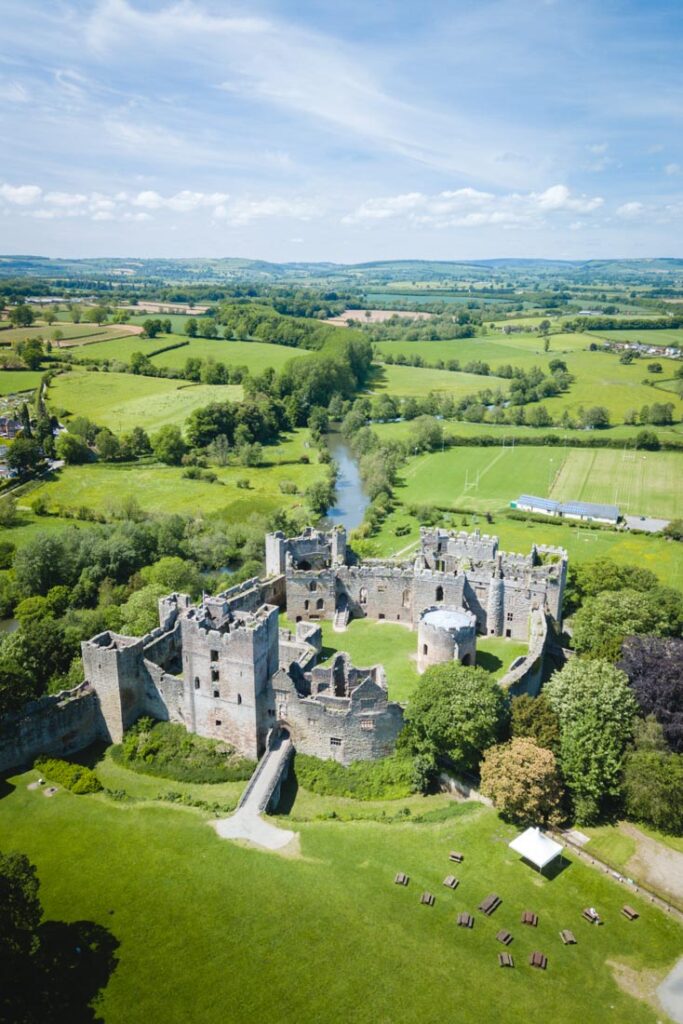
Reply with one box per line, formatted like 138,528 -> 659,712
508,827 -> 563,874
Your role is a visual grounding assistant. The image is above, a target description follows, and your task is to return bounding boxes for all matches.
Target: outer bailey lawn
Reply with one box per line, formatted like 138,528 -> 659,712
1,760 -> 680,1024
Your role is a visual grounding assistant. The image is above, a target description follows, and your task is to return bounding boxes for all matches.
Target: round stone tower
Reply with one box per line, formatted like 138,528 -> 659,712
417,606 -> 477,674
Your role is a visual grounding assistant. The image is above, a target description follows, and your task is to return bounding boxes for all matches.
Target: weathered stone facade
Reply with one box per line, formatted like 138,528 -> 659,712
417,607 -> 477,673
272,526 -> 567,643
79,574 -> 404,767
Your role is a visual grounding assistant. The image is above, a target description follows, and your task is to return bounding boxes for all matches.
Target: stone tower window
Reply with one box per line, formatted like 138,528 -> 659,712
436,585 -> 444,602
309,581 -> 317,592
361,719 -> 375,731
359,587 -> 368,605
423,644 -> 428,656
330,737 -> 342,747
304,599 -> 309,611
210,650 -> 219,662
194,677 -> 200,690
237,694 -> 242,705
316,597 -> 324,610
506,611 -> 513,622
211,667 -> 219,682
213,689 -> 220,699
402,589 -> 410,608
215,719 -> 222,727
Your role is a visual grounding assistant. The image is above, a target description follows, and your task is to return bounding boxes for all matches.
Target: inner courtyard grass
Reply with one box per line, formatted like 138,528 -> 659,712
1,767 -> 679,1024
46,369 -> 243,433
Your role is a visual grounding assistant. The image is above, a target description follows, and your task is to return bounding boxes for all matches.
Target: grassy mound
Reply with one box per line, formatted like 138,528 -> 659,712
113,719 -> 255,784
294,752 -> 416,800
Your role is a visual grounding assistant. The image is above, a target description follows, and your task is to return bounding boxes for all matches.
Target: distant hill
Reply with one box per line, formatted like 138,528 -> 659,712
1,254 -> 683,285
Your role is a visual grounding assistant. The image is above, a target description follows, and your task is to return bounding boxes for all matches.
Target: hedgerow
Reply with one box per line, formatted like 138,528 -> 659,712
34,756 -> 103,794
294,752 -> 416,800
113,718 -> 255,784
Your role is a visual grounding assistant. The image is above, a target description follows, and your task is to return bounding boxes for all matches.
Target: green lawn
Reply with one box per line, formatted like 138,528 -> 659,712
0,369 -> 43,395
550,448 -> 682,519
28,431 -> 323,519
68,334 -> 184,364
1,766 -> 679,1024
373,417 -> 683,445
590,328 -> 683,347
370,362 -> 509,399
476,636 -> 528,679
46,370 -> 243,433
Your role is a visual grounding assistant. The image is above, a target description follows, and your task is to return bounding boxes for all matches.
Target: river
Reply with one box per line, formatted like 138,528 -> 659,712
325,431 -> 369,531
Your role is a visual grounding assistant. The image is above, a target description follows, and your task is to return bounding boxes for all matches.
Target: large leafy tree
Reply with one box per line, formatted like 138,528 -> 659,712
618,636 -> 683,752
480,738 -> 563,826
403,663 -> 510,774
151,425 -> 186,465
571,588 -> 681,661
545,659 -> 638,823
510,693 -> 561,753
623,749 -> 683,834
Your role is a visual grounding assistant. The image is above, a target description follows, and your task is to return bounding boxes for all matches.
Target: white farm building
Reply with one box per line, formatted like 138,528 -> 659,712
511,494 -> 620,526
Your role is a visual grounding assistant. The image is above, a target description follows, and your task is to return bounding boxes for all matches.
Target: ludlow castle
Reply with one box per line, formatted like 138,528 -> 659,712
0,528 -> 567,772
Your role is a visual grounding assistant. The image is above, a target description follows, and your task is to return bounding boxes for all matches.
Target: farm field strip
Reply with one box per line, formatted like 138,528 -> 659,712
370,362 -> 509,398
0,369 -> 43,395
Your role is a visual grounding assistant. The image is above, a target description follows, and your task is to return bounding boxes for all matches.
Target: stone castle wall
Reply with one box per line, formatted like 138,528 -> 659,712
0,684 -> 102,773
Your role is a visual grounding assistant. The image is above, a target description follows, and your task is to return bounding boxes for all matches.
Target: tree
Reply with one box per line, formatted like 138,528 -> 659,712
139,556 -> 202,596
618,636 -> 683,752
413,415 -> 444,452
13,533 -> 74,596
185,318 -> 198,337
16,338 -> 43,370
0,496 -> 19,528
95,429 -> 121,462
510,693 -> 560,752
142,318 -> 162,338
151,425 -> 186,465
623,749 -> 683,833
480,738 -> 563,825
0,619 -> 79,694
119,584 -> 167,635
84,305 -> 108,325
55,432 -> 91,465
9,303 -> 34,327
305,478 -> 335,517
580,405 -> 610,429
7,438 -> 42,476
572,588 -> 680,660
634,430 -> 660,450
403,663 -> 510,775
664,519 -> 683,542
545,659 -> 638,822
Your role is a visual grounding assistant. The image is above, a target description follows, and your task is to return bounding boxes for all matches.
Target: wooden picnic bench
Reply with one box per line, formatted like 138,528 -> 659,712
449,851 -> 464,863
498,952 -> 514,968
621,905 -> 639,921
420,892 -> 435,906
443,875 -> 459,890
529,951 -> 547,970
521,910 -> 538,926
582,908 -> 601,924
496,929 -> 513,945
394,872 -> 409,886
559,929 -> 576,945
479,894 -> 502,916
457,912 -> 474,928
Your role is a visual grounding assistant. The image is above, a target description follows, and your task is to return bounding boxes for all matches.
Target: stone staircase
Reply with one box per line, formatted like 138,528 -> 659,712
333,602 -> 350,632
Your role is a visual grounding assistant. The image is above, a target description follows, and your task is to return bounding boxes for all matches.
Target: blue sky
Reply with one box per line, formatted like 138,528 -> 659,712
0,0 -> 681,260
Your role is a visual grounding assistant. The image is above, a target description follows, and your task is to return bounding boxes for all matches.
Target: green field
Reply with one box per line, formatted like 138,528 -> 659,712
28,431 -> 323,519
0,323 -> 139,346
0,369 -> 43,395
127,312 -> 199,334
46,370 -> 243,433
68,334 -> 185,364
370,363 -> 508,399
550,449 -> 682,519
374,334 -> 683,424
373,417 -> 683,445
1,759 -> 679,1024
151,338 -> 309,373
590,328 -> 683,347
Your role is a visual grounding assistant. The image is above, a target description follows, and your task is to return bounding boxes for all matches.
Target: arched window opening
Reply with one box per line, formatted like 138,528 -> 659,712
436,585 -> 444,602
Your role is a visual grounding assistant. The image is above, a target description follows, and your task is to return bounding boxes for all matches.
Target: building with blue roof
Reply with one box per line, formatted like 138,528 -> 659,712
511,494 -> 619,525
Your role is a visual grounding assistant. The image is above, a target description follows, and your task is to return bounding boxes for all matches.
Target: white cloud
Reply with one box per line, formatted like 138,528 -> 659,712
0,181 -> 321,226
0,183 -> 42,205
0,80 -> 30,103
343,184 -> 603,228
616,201 -> 644,219
665,163 -> 681,176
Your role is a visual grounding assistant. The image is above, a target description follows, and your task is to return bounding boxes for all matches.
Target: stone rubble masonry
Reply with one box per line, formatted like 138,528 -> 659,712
0,528 -> 565,772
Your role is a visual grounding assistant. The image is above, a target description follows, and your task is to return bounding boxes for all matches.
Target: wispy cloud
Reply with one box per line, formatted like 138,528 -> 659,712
343,185 -> 604,228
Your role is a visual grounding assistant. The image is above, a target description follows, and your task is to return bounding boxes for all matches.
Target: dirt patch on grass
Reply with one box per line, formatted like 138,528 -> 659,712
607,959 -> 670,1019
623,823 -> 683,907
